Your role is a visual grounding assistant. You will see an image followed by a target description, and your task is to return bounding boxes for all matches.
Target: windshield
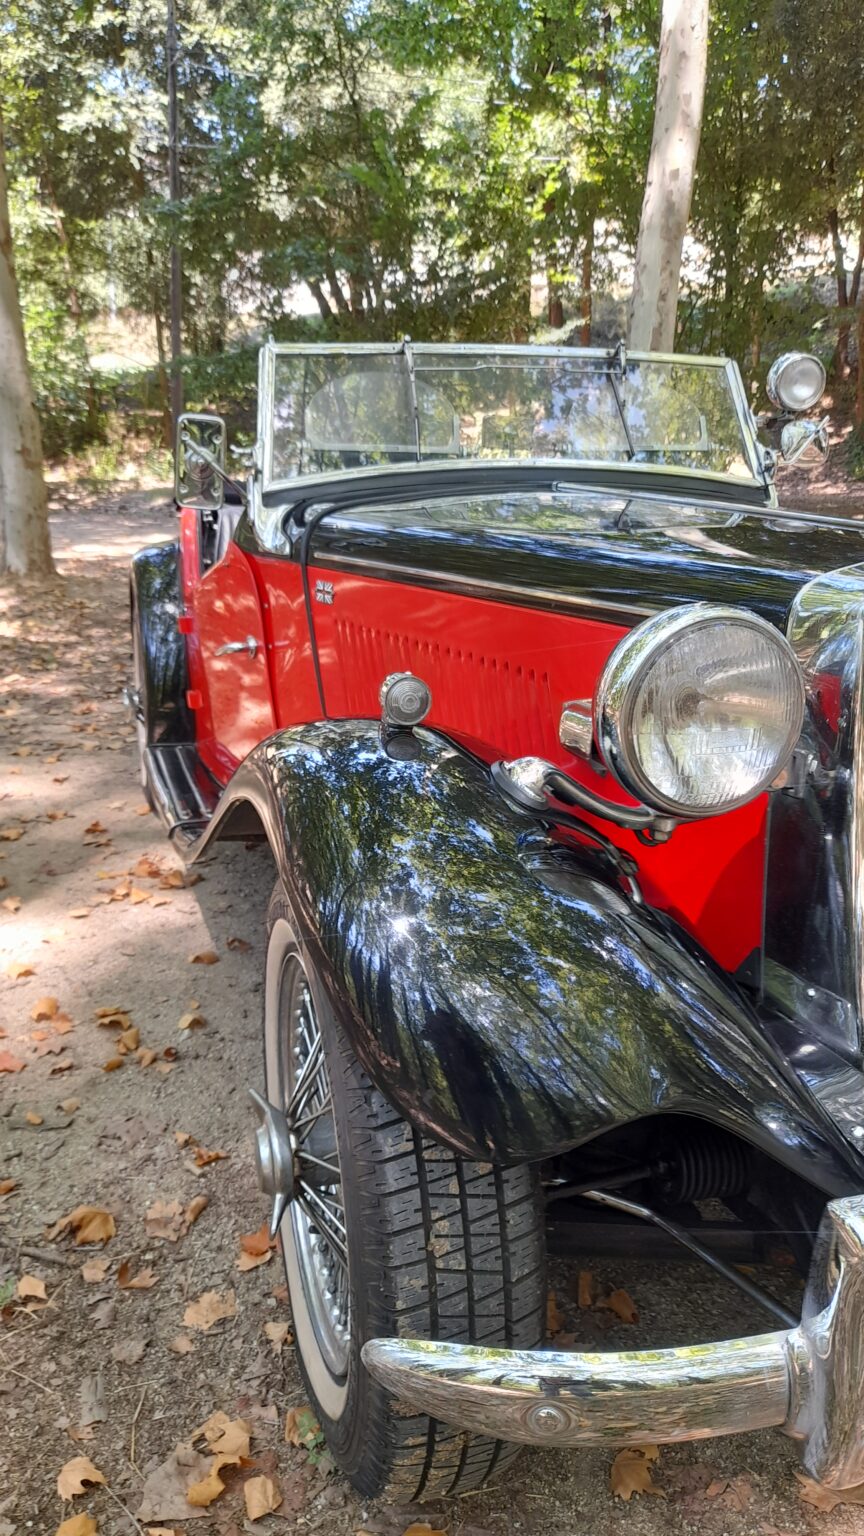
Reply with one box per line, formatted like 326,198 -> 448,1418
263,344 -> 761,489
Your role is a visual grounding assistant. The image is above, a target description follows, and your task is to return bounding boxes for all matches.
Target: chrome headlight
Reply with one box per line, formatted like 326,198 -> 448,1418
766,352 -> 826,413
595,605 -> 805,818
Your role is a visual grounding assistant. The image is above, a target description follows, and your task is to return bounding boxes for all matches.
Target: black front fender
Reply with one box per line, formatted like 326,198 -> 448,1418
196,720 -> 862,1194
130,542 -> 191,746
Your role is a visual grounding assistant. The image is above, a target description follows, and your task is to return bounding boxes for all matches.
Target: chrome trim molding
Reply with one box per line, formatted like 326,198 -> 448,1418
363,1195 -> 864,1487
309,552 -> 658,627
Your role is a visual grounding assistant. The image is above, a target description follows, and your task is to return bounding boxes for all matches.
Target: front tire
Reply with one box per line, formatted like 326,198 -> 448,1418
264,885 -> 546,1500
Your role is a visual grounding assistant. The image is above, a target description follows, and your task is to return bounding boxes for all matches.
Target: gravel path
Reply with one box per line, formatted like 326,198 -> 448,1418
1,493 -> 861,1536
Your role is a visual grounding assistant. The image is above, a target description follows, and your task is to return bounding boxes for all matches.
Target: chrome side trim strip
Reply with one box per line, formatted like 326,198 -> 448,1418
310,552 -> 658,627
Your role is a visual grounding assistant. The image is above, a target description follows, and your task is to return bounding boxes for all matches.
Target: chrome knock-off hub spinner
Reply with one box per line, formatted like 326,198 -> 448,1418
249,1086 -> 297,1238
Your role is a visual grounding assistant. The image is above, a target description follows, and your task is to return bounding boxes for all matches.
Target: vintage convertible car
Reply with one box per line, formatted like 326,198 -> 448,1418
129,342 -> 864,1500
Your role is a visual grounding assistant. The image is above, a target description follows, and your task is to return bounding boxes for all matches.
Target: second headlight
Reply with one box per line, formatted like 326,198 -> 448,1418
595,604 -> 805,818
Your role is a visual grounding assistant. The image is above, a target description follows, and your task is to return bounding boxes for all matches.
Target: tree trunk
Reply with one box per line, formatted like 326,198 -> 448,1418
856,298 -> 864,429
628,0 -> 709,352
579,222 -> 595,345
828,207 -> 851,378
0,109 -> 53,578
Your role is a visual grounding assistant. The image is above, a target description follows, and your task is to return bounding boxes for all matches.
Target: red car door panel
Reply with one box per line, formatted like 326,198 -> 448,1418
193,540 -> 276,769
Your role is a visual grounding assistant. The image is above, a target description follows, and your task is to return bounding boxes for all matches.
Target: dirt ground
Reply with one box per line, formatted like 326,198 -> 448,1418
2,490 -> 864,1536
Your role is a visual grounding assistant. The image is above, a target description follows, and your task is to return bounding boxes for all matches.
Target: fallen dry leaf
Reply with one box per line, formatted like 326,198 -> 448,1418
189,950 -> 219,965
195,1412 -> 251,1459
546,1292 -> 565,1336
192,1146 -> 227,1168
81,1257 -> 111,1284
240,1221 -> 274,1257
285,1404 -> 321,1448
597,1288 -> 639,1325
136,1442 -> 212,1522
17,1274 -> 48,1301
0,1050 -> 26,1073
5,960 -> 34,980
103,1056 -> 124,1072
795,1472 -> 864,1511
186,1463 -> 230,1508
55,1516 -> 98,1536
178,1011 -> 207,1030
118,1261 -> 157,1290
52,1015 -> 75,1035
95,1008 -> 132,1028
31,996 -> 60,1021
264,1321 -> 292,1354
47,1206 -> 116,1246
25,1110 -> 44,1125
112,1337 -> 148,1365
245,1475 -> 282,1520
185,1195 -> 208,1227
168,1334 -> 194,1355
183,1289 -> 236,1331
174,1131 -> 193,1147
119,1026 -> 140,1051
577,1270 -> 594,1309
400,1527 -> 448,1536
2,895 -> 23,913
0,1178 -> 17,1195
237,1249 -> 272,1272
227,936 -> 251,952
59,1098 -> 80,1113
69,909 -> 90,920
610,1446 -> 663,1501
57,1456 -> 106,1499
703,1474 -> 752,1511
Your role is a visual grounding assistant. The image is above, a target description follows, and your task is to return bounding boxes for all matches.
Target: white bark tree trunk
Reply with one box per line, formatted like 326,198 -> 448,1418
0,108 -> 54,577
628,0 -> 709,353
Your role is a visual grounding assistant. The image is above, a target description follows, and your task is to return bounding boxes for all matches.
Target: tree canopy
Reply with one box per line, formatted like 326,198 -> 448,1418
1,0 -> 863,459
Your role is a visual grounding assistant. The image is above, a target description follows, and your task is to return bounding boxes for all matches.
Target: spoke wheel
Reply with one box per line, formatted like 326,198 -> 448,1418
280,958 -> 350,1377
262,884 -> 546,1499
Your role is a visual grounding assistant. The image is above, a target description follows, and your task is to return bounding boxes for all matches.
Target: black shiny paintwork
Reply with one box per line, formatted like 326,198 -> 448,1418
130,542 -> 192,746
307,510 -> 864,630
189,718 -> 864,1195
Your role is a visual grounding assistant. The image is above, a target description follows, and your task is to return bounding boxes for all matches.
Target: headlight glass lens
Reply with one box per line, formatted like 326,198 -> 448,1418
597,607 -> 805,816
767,351 -> 826,412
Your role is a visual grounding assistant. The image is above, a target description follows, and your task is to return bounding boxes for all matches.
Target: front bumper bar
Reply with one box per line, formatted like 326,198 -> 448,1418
362,1194 -> 864,1488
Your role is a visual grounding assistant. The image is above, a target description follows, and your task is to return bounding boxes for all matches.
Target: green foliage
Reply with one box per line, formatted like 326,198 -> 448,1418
2,0 -> 863,463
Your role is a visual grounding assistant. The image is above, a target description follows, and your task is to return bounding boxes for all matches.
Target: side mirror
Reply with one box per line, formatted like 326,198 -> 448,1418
780,416 -> 831,468
176,413 -> 227,510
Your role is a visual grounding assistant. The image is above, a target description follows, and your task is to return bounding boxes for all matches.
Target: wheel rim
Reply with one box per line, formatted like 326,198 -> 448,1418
278,955 -> 350,1377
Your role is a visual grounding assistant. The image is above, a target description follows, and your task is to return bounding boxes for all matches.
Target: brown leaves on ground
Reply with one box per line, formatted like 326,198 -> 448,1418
17,1274 -> 48,1302
610,1445 -> 663,1501
545,1292 -> 565,1336
80,1257 -> 111,1284
47,1206 -> 116,1246
191,1146 -> 226,1169
183,1288 -> 236,1331
137,1443 -> 213,1522
178,1011 -> 207,1031
31,995 -> 60,1020
145,1196 -> 207,1242
237,1221 -> 275,1270
244,1474 -> 282,1520
597,1288 -> 639,1325
188,950 -> 219,965
285,1404 -> 321,1449
56,1456 -> 106,1498
796,1472 -> 864,1512
263,1321 -> 293,1354
117,1260 -> 157,1290
577,1270 -> 593,1308
186,1413 -> 252,1509
55,1516 -> 98,1536
4,959 -> 33,978
0,1049 -> 27,1073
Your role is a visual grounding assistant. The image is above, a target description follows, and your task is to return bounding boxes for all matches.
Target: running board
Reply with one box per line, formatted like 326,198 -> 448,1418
144,744 -> 221,848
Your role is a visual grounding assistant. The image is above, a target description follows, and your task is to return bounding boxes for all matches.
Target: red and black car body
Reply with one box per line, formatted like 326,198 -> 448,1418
130,343 -> 864,1497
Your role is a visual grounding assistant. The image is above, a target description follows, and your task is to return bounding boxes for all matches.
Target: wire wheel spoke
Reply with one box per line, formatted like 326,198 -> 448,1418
278,955 -> 350,1375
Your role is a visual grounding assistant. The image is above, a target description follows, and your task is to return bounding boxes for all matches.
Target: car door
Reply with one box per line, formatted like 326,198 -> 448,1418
193,536 -> 276,769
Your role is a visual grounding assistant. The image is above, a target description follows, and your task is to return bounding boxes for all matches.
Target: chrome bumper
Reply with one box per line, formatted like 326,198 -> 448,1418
362,1194 -> 864,1488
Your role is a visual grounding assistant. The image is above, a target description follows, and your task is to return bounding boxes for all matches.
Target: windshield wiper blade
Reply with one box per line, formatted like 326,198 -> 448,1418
606,367 -> 636,462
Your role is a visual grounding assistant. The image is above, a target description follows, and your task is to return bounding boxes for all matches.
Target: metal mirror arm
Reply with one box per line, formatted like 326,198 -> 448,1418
181,432 -> 248,504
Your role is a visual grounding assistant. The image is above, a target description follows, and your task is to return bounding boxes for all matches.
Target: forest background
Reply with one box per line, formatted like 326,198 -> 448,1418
2,0 -> 863,477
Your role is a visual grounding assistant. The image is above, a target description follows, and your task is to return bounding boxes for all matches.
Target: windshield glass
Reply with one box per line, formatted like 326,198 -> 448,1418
265,345 -> 759,487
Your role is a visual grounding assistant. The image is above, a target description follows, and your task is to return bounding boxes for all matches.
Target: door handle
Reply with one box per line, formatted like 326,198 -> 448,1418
214,635 -> 259,658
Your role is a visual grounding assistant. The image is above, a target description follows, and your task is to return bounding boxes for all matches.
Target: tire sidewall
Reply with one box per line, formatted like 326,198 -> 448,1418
264,904 -> 380,1458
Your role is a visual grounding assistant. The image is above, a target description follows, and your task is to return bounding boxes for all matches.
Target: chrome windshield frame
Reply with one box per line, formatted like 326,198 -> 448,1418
254,341 -> 769,540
